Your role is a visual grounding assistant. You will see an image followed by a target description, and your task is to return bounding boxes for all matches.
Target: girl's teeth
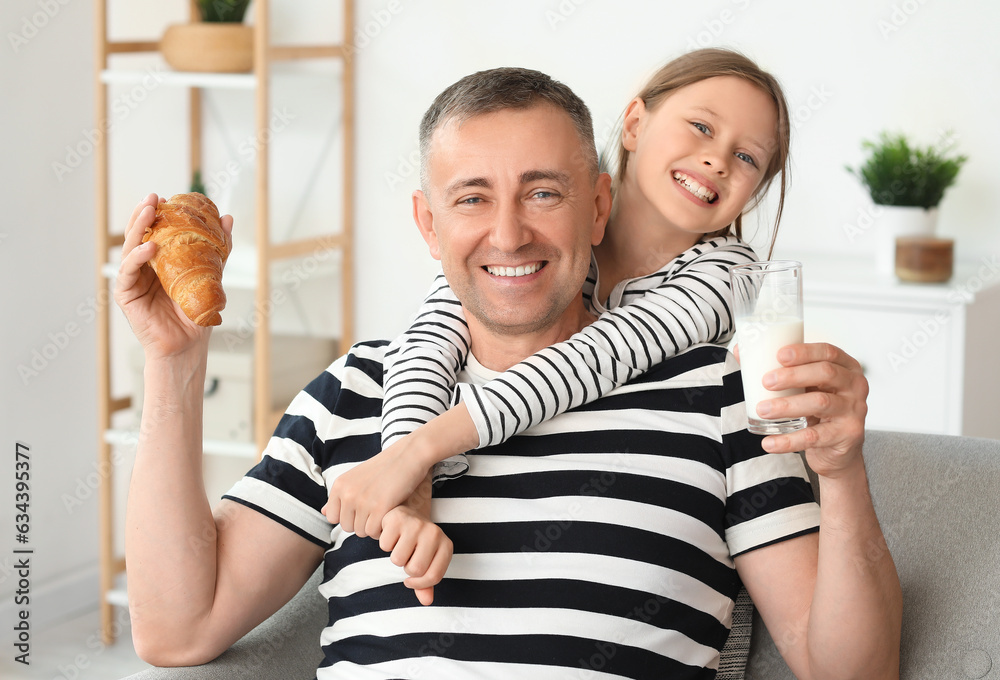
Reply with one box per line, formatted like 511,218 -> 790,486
673,172 -> 717,203
487,263 -> 541,277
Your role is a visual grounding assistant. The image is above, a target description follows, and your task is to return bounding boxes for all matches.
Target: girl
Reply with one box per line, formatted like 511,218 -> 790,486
328,47 -> 791,543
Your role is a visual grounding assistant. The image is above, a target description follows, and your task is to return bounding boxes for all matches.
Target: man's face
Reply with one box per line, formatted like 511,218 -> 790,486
414,104 -> 609,337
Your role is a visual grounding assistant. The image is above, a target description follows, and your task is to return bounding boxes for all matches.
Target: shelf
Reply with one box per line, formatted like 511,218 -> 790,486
104,428 -> 259,458
106,587 -> 129,608
95,0 -> 355,646
101,244 -> 343,291
101,68 -> 256,90
779,251 -> 1000,309
105,568 -> 128,608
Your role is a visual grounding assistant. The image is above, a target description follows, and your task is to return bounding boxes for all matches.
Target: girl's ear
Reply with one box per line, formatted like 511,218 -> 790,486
412,190 -> 441,260
621,97 -> 647,153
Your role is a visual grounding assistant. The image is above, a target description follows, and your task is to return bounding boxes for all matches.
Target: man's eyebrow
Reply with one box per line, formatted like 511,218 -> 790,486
444,176 -> 492,196
444,170 -> 571,197
520,169 -> 571,185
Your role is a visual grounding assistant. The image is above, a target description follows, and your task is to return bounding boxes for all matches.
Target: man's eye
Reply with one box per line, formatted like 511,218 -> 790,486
532,191 -> 557,200
458,196 -> 483,205
736,152 -> 757,167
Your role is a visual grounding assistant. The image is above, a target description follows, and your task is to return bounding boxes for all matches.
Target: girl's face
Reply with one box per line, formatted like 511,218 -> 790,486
622,76 -> 778,238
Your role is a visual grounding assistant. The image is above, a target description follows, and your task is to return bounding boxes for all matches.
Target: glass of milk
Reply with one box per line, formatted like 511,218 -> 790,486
729,261 -> 808,435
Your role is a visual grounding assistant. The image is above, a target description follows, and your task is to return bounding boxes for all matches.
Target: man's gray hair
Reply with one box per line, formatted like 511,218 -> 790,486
418,67 -> 599,192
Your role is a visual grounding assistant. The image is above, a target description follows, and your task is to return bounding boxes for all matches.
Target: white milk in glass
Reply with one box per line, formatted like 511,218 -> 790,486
729,260 -> 806,435
737,316 -> 804,424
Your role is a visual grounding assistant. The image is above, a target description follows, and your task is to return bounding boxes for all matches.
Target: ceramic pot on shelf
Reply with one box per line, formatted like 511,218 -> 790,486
874,205 -> 939,276
160,23 -> 253,73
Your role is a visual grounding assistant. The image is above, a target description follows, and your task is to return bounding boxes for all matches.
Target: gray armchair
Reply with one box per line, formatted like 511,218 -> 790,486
123,430 -> 1000,679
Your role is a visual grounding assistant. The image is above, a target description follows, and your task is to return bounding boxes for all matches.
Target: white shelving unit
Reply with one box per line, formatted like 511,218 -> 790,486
93,0 -> 355,643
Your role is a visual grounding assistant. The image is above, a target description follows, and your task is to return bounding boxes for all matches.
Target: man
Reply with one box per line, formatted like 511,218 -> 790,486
116,67 -> 901,678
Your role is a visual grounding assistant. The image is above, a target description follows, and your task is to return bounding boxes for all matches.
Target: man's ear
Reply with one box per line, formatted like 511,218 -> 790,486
591,172 -> 612,247
621,97 -> 646,153
412,190 -> 441,260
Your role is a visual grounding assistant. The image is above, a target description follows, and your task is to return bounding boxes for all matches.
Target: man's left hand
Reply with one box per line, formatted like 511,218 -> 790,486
753,342 -> 869,479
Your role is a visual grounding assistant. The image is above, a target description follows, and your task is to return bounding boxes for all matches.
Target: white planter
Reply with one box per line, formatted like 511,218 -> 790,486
874,205 -> 939,276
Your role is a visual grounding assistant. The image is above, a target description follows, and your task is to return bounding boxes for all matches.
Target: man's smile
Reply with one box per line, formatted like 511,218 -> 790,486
483,261 -> 547,278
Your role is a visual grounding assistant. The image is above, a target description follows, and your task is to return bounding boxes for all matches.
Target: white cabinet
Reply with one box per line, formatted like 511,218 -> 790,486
789,253 -> 1000,439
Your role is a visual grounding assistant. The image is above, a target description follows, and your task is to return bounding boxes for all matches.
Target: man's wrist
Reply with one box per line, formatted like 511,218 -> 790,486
814,449 -> 867,486
142,349 -> 210,414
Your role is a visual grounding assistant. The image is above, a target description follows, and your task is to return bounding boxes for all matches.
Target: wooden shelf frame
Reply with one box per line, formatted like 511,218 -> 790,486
94,0 -> 355,644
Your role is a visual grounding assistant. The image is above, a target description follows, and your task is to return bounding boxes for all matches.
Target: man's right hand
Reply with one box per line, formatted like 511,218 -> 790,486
114,193 -> 234,360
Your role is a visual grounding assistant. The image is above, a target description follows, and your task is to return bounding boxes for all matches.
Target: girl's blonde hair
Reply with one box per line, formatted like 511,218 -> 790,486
607,48 -> 791,254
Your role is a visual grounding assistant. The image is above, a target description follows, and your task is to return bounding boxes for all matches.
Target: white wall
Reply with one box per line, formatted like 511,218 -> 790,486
1,0 -> 104,638
2,0 -> 998,641
353,0 -> 1000,341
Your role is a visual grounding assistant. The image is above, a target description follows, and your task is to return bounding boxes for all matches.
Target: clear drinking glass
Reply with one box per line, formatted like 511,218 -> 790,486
729,261 -> 808,435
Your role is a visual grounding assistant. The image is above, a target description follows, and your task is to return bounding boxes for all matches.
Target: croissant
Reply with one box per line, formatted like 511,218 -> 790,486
141,192 -> 232,327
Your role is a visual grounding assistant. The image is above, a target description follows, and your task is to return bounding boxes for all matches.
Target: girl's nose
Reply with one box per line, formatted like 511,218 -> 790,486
701,146 -> 729,175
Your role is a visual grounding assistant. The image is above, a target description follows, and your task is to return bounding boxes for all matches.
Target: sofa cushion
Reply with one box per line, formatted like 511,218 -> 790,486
121,566 -> 326,680
747,429 -> 1000,678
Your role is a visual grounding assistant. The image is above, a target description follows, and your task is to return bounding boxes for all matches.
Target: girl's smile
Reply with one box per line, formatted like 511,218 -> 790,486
671,169 -> 719,204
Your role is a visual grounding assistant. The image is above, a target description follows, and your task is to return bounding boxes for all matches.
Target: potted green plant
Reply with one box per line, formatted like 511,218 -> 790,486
847,131 -> 967,275
160,0 -> 254,74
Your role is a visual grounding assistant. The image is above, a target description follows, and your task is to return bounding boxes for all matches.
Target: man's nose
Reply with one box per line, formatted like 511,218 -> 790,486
489,201 -> 532,252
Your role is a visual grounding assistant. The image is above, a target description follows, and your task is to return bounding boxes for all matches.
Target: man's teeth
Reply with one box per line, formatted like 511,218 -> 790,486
486,262 -> 542,277
673,172 -> 717,203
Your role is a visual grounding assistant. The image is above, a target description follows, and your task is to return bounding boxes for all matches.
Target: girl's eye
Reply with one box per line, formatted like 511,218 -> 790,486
735,152 -> 757,167
692,122 -> 710,135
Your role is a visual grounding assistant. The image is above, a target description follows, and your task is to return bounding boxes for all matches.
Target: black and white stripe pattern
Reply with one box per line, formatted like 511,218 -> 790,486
225,340 -> 819,679
380,275 -> 469,452
380,235 -> 758,455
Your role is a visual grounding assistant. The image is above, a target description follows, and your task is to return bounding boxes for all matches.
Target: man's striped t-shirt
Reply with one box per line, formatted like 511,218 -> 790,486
224,340 -> 819,679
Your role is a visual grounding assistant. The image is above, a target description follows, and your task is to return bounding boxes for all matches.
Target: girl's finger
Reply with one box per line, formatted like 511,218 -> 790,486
339,507 -> 355,535
389,529 -> 417,569
322,497 -> 342,525
403,539 -> 434,578
354,507 -> 372,538
404,541 -> 452,588
412,586 -> 434,606
426,541 -> 453,582
365,510 -> 385,541
378,521 -> 400,555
